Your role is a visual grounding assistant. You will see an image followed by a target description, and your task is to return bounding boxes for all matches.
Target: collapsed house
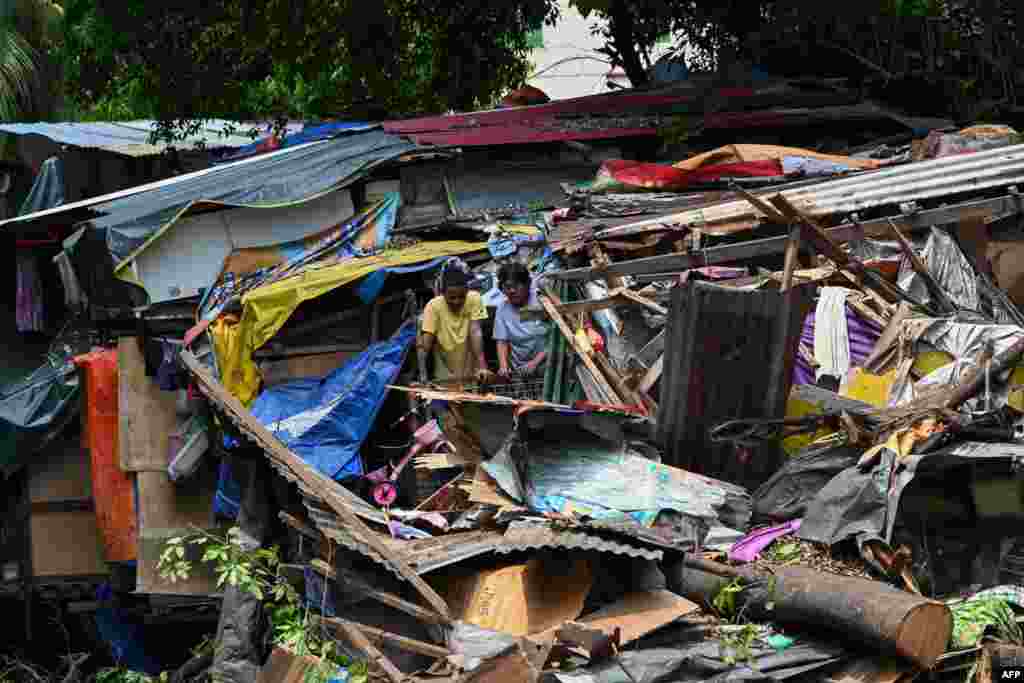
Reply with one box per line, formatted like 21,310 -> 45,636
6,90 -> 1024,682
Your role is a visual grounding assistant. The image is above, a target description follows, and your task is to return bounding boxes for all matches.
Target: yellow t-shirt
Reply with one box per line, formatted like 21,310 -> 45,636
421,291 -> 488,380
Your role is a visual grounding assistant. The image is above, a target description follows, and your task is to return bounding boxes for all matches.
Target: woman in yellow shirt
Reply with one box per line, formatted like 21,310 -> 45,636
417,267 -> 491,384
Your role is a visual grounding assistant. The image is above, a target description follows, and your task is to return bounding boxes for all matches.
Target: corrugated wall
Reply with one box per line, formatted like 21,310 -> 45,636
657,281 -> 812,490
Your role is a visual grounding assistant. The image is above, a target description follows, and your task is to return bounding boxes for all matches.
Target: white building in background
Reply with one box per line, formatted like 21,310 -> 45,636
525,0 -> 683,101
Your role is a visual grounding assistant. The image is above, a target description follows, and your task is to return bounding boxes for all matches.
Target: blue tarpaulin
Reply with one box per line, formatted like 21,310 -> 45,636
214,122 -> 376,165
234,321 -> 417,480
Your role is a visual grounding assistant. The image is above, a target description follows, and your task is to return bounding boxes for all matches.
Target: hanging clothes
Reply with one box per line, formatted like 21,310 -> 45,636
15,250 -> 44,333
813,287 -> 853,386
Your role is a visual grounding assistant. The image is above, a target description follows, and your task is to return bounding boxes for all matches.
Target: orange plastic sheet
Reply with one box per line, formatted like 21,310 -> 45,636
73,349 -> 137,563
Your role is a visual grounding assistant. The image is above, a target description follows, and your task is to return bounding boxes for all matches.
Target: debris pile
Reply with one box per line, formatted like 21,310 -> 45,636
9,115 -> 1024,683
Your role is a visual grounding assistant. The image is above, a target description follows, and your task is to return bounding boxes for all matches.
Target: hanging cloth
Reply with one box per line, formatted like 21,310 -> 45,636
813,287 -> 853,386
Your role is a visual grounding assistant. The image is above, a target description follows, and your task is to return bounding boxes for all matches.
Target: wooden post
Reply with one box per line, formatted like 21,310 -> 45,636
780,225 -> 802,292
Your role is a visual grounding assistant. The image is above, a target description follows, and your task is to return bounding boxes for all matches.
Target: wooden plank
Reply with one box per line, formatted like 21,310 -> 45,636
326,618 -> 407,683
780,225 -> 802,292
136,469 -> 215,534
344,622 -> 450,659
135,466 -> 220,596
639,354 -> 664,395
118,338 -> 179,472
539,290 -> 622,404
617,288 -> 669,315
550,193 -> 1021,281
180,350 -> 453,622
27,442 -> 91,503
592,351 -> 645,413
30,511 -> 109,578
521,289 -> 670,321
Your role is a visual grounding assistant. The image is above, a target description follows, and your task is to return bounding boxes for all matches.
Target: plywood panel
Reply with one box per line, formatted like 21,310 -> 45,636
27,441 -> 92,503
135,464 -> 220,596
137,468 -> 216,534
259,351 -> 357,387
30,511 -> 109,578
118,338 -> 179,472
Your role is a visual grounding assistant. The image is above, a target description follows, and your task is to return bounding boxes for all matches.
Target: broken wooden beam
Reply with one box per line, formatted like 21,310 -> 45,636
780,225 -> 802,292
322,617 -> 451,659
539,289 -> 622,404
519,288 -> 669,322
548,193 -> 1023,281
328,618 -> 408,683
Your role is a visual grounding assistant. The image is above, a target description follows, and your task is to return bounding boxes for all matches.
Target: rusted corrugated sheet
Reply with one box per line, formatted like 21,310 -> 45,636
657,281 -> 812,489
498,522 -> 662,561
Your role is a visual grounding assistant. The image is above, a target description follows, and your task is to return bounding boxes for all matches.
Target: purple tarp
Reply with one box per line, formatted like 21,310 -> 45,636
792,305 -> 883,386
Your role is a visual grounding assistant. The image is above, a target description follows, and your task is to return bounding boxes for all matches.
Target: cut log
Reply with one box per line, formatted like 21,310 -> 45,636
665,561 -> 952,670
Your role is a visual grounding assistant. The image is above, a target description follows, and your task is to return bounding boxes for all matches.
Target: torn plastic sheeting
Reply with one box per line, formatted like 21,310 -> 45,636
897,227 -> 980,312
0,357 -> 79,469
751,442 -> 863,524
229,321 -> 416,480
728,519 -> 802,563
199,194 -> 400,321
211,238 -> 486,405
798,440 -> 1024,548
552,639 -> 848,683
484,426 -> 751,530
888,320 -> 1024,409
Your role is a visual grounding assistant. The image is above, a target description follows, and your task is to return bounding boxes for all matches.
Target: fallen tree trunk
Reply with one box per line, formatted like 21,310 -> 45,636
664,559 -> 951,670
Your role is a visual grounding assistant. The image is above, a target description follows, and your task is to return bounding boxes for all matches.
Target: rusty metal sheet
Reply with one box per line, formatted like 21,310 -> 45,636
657,281 -> 813,490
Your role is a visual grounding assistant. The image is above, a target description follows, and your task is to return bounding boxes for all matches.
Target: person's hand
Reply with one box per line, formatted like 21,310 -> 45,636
524,358 -> 540,376
476,368 -> 495,383
498,366 -> 512,379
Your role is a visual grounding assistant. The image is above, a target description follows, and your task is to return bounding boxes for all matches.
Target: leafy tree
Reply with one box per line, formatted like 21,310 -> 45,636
62,0 -> 558,145
0,0 -> 63,121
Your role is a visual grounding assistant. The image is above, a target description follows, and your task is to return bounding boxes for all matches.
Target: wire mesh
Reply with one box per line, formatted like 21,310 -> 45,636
463,377 -> 546,401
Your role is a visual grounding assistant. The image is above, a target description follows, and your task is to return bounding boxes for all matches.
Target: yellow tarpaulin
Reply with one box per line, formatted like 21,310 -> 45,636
673,144 -> 883,172
212,239 -> 488,405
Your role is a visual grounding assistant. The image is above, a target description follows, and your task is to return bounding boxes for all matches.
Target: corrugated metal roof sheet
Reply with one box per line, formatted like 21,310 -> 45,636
499,521 -> 663,561
0,120 -> 305,157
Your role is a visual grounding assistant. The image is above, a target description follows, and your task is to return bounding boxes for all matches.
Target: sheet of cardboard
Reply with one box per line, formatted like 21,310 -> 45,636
571,589 -> 700,645
436,556 -> 592,637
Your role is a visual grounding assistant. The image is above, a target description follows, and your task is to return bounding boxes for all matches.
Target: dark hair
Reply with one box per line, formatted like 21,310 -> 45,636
498,262 -> 530,289
442,268 -> 470,289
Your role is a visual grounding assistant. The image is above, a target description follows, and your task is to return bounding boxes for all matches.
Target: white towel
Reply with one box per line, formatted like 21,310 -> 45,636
814,287 -> 853,385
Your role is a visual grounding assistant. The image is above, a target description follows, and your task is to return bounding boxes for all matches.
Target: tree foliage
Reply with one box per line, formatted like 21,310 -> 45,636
0,0 -> 63,122
61,0 -> 557,144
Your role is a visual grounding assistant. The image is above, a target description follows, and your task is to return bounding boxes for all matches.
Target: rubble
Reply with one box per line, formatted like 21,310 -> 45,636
11,113 -> 1024,683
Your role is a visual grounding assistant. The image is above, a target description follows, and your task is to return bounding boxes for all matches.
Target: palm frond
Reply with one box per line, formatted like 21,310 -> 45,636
0,26 -> 42,121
